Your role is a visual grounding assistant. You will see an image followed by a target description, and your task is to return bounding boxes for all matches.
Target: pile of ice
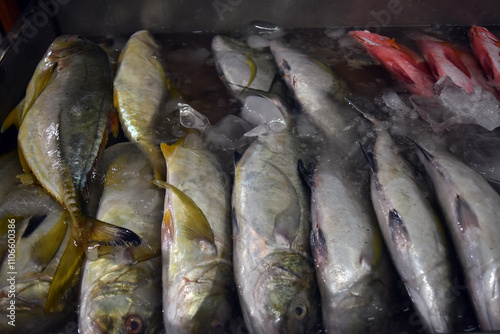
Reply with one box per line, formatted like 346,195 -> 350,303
410,77 -> 500,131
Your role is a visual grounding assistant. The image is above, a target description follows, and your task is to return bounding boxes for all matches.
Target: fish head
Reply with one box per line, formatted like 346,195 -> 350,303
81,262 -> 163,334
212,35 -> 278,98
165,262 -> 234,334
46,35 -> 94,61
349,30 -> 435,97
269,40 -> 344,100
244,252 -> 319,334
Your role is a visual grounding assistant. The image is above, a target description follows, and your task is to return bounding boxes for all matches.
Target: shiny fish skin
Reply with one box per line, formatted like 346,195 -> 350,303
15,35 -> 141,311
79,143 -> 163,334
113,30 -> 168,179
232,100 -> 319,334
211,35 -> 283,102
308,155 -> 394,334
271,41 -> 394,333
160,132 -> 233,334
415,142 -> 500,331
0,185 -> 74,334
368,122 -> 455,333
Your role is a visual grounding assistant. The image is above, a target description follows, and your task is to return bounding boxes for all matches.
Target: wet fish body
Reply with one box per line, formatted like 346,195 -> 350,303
79,143 -> 164,334
232,99 -> 319,333
113,30 -> 169,179
159,131 -> 233,333
271,41 -> 394,333
415,142 -> 500,331
13,35 -> 141,311
349,30 -> 435,97
367,120 -> 455,333
469,25 -> 500,92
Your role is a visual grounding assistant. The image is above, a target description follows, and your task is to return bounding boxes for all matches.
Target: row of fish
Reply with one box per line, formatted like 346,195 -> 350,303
0,24 -> 499,334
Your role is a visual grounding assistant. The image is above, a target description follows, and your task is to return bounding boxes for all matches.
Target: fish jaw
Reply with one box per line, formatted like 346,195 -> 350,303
163,261 -> 233,334
239,251 -> 319,334
469,25 -> 500,90
79,257 -> 163,334
349,30 -> 435,97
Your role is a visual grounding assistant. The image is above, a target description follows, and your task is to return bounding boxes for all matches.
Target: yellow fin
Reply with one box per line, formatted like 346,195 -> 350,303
30,211 -> 70,269
45,234 -> 84,313
24,61 -> 57,117
160,139 -> 184,162
244,55 -> 257,89
1,98 -> 25,132
153,180 -> 214,245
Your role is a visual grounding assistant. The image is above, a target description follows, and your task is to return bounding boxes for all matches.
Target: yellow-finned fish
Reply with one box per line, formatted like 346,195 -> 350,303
156,131 -> 233,333
79,143 -> 163,334
0,185 -> 75,334
113,30 -> 170,180
2,35 -> 141,313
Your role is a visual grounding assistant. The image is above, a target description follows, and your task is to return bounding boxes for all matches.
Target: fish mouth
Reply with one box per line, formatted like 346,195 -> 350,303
244,251 -> 317,332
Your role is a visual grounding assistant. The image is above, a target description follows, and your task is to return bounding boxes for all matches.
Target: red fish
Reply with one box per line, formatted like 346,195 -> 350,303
416,34 -> 497,97
349,30 -> 435,97
469,25 -> 500,91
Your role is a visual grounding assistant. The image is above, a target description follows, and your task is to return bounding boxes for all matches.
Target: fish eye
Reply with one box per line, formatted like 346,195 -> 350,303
211,319 -> 226,334
125,314 -> 143,334
292,301 -> 307,320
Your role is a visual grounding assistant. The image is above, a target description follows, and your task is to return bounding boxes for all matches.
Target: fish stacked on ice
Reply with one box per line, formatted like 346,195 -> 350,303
2,25 -> 500,334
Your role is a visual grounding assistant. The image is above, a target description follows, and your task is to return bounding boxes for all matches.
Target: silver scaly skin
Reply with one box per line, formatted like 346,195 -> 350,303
158,131 -> 233,334
213,36 -> 320,333
232,98 -> 319,334
271,41 -> 395,333
113,30 -> 169,179
415,141 -> 500,331
367,117 -> 455,333
79,143 -> 164,334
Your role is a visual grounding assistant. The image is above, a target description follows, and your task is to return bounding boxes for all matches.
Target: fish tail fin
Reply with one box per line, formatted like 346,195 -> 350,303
45,233 -> 84,313
88,217 -> 142,247
1,98 -> 25,132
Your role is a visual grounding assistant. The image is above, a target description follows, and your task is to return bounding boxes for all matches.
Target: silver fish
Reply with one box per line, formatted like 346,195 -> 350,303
232,96 -> 319,334
157,131 -> 233,333
363,114 -> 455,333
212,35 -> 284,102
271,41 -> 394,333
414,141 -> 500,331
79,143 -> 164,334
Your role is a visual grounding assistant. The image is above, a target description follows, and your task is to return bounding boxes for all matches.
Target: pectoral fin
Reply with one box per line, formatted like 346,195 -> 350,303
455,194 -> 480,234
45,235 -> 84,313
154,180 -> 215,246
1,98 -> 25,132
29,211 -> 70,269
24,60 -> 57,117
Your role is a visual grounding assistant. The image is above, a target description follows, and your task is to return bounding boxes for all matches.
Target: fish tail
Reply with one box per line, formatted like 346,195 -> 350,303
45,231 -> 84,313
